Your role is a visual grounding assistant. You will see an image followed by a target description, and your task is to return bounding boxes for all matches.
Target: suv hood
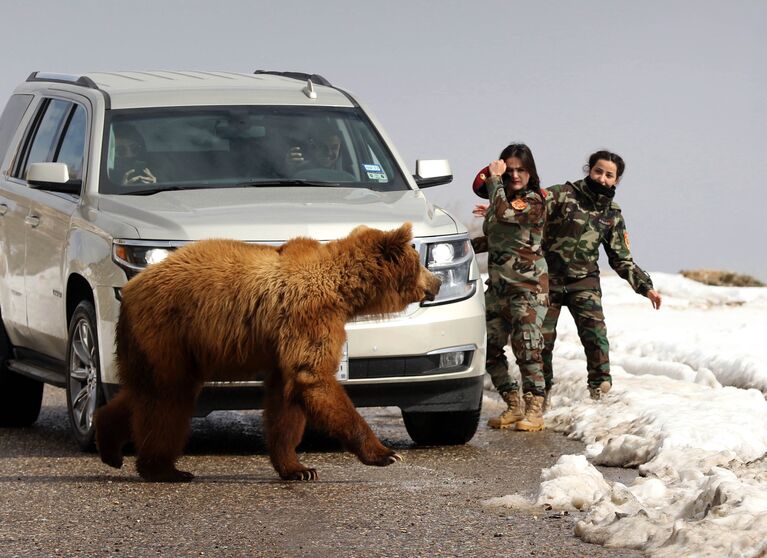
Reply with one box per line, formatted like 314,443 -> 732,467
97,187 -> 459,241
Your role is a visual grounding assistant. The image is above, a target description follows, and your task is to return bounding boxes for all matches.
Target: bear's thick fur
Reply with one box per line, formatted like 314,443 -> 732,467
95,223 -> 441,482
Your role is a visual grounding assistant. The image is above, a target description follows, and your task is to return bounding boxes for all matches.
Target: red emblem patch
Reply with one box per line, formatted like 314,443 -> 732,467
511,198 -> 528,211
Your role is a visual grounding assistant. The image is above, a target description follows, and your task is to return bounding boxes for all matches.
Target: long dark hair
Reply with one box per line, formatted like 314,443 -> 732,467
498,143 -> 540,188
584,150 -> 625,178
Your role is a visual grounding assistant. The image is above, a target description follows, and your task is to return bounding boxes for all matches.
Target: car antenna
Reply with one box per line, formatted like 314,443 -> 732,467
303,79 -> 317,100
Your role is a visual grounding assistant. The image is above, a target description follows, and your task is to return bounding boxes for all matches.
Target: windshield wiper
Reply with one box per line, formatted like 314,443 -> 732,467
122,185 -> 204,196
234,179 -> 342,188
120,179 -> 344,196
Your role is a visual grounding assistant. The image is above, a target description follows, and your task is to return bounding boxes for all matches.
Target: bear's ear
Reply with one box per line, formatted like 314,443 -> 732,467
378,222 -> 413,261
350,224 -> 372,236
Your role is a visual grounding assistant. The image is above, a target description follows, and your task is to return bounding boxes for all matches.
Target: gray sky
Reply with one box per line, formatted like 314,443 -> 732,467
2,0 -> 764,279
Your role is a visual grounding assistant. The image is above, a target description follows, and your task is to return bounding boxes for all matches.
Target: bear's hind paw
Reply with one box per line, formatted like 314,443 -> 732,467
100,453 -> 124,470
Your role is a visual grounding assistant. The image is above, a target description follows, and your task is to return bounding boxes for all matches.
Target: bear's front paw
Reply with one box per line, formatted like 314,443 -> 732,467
362,448 -> 404,467
139,467 -> 195,483
281,467 -> 318,481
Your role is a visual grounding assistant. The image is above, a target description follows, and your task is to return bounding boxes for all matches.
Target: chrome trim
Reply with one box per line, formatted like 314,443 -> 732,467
426,344 -> 476,355
203,367 -> 482,389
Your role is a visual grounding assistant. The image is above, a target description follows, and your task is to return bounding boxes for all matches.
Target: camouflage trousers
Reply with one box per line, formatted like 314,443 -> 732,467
485,288 -> 548,397
542,288 -> 610,389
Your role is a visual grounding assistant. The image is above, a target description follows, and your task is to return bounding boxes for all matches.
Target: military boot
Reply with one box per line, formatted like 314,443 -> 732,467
543,387 -> 551,412
588,380 -> 612,401
516,393 -> 545,432
487,390 -> 524,429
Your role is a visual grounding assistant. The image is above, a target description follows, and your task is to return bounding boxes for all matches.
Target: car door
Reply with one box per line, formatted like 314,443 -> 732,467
20,100 -> 86,357
5,97 -> 79,353
0,94 -> 38,344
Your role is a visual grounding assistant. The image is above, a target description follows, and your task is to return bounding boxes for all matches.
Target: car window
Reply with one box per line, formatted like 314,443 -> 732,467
0,94 -> 33,171
15,99 -> 72,179
100,106 -> 410,194
55,104 -> 87,182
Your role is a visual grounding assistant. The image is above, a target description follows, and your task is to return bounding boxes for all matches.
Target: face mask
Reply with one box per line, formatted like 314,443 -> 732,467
585,176 -> 616,199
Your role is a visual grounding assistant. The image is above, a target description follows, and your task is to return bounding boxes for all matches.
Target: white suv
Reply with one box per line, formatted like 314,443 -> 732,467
0,70 -> 485,449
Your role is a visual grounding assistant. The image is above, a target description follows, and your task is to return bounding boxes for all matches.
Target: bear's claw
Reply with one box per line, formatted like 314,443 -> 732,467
283,468 -> 318,481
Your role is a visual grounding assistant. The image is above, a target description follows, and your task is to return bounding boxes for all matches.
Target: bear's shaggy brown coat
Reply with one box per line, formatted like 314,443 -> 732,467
95,223 -> 441,482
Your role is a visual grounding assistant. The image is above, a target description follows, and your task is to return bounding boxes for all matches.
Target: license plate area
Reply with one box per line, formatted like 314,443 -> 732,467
335,341 -> 349,382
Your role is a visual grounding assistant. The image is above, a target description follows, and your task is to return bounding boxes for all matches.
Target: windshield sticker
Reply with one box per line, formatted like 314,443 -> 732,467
367,171 -> 388,181
362,164 -> 387,181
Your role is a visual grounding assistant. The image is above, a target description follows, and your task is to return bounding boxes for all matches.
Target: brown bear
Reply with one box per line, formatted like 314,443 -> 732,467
94,223 -> 441,482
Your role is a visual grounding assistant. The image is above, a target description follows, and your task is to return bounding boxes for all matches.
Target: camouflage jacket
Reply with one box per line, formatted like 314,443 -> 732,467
544,179 -> 653,294
484,176 -> 548,295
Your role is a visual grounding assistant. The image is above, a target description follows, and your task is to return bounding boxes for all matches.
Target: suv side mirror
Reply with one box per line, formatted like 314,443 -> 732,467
27,162 -> 81,194
414,159 -> 453,188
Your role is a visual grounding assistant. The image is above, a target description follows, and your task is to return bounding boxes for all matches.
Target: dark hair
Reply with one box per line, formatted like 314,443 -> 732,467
114,122 -> 147,154
585,150 -> 625,178
497,143 -> 540,188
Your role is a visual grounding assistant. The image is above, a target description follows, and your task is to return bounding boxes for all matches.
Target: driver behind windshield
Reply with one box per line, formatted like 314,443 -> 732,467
290,125 -> 344,174
112,123 -> 159,185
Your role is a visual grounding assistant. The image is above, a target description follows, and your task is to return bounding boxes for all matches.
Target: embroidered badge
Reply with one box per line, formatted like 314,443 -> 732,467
511,198 -> 528,211
479,173 -> 486,181
624,231 -> 630,248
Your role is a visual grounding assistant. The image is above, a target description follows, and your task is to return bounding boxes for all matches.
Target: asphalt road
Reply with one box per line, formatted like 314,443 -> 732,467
0,387 -> 642,558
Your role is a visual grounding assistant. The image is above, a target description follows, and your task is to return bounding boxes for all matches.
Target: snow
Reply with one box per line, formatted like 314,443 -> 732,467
482,273 -> 767,557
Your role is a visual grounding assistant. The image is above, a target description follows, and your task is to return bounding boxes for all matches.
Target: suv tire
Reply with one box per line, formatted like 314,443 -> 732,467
65,301 -> 104,450
0,323 -> 43,427
402,406 -> 481,446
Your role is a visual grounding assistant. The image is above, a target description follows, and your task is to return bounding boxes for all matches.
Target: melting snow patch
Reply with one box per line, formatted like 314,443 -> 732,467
487,274 -> 767,556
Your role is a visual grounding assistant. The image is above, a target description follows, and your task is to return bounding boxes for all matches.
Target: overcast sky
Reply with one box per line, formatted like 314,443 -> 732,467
1,0 -> 764,280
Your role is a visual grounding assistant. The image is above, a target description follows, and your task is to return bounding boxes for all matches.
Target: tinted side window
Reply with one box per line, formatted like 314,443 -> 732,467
18,99 -> 72,178
0,94 -> 33,169
55,104 -> 87,181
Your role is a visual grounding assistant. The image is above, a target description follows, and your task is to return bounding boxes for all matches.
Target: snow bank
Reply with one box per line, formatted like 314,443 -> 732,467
485,274 -> 767,556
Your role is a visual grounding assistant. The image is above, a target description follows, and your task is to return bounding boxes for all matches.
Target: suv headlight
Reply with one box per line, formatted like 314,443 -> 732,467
422,238 -> 477,305
113,240 -> 175,276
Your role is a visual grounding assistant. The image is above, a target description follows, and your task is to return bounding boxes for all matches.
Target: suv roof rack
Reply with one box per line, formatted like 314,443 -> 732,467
26,72 -> 99,90
253,70 -> 332,87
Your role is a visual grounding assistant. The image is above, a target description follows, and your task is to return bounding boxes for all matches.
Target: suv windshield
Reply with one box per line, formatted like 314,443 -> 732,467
100,106 -> 410,194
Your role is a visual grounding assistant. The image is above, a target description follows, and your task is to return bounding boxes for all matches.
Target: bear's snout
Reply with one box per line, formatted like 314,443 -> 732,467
421,269 -> 442,302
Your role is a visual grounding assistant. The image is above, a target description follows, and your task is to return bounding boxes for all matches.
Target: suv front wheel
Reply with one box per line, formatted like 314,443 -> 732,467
0,322 -> 43,427
402,406 -> 481,446
65,301 -> 104,450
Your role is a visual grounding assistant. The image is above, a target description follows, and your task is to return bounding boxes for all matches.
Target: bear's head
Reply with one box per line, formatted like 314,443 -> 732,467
343,223 -> 441,317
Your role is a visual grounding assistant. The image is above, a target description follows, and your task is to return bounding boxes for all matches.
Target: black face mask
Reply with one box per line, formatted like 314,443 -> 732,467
585,176 -> 616,199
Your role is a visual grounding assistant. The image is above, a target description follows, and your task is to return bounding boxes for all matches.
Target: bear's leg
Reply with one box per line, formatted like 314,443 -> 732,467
94,389 -> 133,469
263,383 -> 313,481
131,389 -> 197,483
297,375 -> 402,467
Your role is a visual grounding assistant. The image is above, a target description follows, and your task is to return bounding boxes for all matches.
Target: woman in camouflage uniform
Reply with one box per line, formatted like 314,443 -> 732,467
542,151 -> 662,400
479,144 -> 549,431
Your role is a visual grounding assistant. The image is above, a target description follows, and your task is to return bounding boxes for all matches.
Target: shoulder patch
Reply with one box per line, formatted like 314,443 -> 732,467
511,198 -> 528,211
624,231 -> 630,248
539,188 -> 548,199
